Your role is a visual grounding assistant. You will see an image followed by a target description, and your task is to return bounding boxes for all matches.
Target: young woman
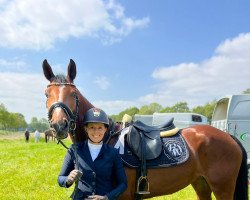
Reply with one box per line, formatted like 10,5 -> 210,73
58,108 -> 127,200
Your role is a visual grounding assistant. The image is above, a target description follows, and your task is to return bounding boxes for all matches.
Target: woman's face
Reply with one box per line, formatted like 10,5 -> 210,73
85,122 -> 107,144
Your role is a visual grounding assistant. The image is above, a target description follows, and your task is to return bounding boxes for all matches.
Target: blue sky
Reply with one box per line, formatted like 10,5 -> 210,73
1,0 -> 250,123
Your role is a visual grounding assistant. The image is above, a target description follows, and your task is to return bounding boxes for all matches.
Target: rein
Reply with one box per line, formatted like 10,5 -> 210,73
46,82 -> 80,200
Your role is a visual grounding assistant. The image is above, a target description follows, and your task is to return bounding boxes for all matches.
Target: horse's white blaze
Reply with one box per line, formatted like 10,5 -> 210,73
54,86 -> 65,117
58,86 -> 65,102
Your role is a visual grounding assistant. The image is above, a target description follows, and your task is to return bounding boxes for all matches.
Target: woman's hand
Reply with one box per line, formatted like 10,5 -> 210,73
85,195 -> 108,200
66,169 -> 83,185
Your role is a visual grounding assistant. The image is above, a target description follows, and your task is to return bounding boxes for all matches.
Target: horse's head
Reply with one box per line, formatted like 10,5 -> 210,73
43,59 -> 79,140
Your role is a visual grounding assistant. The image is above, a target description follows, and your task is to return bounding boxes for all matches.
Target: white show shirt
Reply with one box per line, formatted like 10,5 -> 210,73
88,140 -> 103,161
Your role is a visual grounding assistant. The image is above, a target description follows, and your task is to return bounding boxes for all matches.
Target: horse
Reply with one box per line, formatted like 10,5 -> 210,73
42,59 -> 248,200
44,129 -> 55,143
43,59 -> 94,143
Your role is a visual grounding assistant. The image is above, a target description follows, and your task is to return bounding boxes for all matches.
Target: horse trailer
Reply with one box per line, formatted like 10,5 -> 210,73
211,94 -> 250,167
152,112 -> 208,128
133,114 -> 153,126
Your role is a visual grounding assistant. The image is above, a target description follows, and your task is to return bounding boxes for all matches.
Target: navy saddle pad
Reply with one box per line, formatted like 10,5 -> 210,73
121,131 -> 189,168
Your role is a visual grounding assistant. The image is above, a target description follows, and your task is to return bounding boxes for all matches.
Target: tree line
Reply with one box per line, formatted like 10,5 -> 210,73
110,101 -> 217,123
0,103 -> 49,132
1,88 -> 250,131
110,88 -> 250,123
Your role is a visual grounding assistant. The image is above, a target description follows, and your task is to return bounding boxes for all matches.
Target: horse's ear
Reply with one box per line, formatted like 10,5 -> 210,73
67,59 -> 76,82
42,59 -> 55,82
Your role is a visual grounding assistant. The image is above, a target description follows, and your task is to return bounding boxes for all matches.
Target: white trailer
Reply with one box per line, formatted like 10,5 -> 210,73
211,94 -> 250,166
133,114 -> 153,126
152,112 -> 208,128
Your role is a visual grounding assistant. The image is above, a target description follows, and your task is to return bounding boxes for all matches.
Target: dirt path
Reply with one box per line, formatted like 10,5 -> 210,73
0,132 -> 24,139
0,132 -> 45,140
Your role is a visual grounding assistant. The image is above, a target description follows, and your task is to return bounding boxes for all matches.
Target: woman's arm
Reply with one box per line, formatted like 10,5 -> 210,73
58,149 -> 75,188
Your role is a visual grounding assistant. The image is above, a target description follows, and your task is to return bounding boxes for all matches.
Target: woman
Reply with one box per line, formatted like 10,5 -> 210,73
58,108 -> 127,200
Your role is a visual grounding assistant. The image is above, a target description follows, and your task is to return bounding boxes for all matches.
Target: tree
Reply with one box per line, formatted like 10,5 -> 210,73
0,103 -> 27,131
11,113 -> 27,131
161,102 -> 190,113
138,103 -> 163,115
115,107 -> 139,121
0,103 -> 9,129
39,118 -> 50,132
29,117 -> 39,132
192,100 -> 217,123
243,88 -> 250,94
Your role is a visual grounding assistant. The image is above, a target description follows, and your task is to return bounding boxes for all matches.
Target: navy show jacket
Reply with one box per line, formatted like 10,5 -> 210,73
58,140 -> 127,200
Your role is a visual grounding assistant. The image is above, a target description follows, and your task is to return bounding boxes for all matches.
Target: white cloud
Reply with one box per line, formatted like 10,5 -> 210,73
72,33 -> 250,114
94,76 -> 110,90
0,72 -> 48,122
0,0 -> 150,50
2,33 -> 250,122
138,33 -> 250,108
0,58 -> 26,71
93,100 -> 139,115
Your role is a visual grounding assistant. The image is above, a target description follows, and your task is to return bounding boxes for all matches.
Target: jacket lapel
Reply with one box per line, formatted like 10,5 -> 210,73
95,143 -> 107,160
81,140 -> 95,170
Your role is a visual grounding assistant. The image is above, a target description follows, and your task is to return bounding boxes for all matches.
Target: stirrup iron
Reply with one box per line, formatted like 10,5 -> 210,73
136,176 -> 150,195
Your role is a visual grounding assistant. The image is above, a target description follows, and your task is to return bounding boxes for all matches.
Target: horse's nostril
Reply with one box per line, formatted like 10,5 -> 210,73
51,123 -> 59,132
63,119 -> 68,130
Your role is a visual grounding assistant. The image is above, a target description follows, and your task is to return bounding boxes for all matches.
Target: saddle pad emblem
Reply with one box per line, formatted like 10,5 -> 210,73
164,140 -> 185,159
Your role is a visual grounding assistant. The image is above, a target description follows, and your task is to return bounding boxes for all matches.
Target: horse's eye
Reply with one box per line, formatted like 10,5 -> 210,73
71,92 -> 77,98
45,92 -> 49,98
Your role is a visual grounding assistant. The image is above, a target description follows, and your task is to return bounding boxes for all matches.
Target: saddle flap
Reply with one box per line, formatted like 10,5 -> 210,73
126,126 -> 162,160
140,129 -> 159,140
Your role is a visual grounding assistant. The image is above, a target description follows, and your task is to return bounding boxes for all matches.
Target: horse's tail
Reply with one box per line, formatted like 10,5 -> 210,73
231,135 -> 248,200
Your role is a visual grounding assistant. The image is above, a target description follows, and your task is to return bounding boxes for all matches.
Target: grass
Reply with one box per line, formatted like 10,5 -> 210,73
0,138 -> 73,200
0,134 -> 245,199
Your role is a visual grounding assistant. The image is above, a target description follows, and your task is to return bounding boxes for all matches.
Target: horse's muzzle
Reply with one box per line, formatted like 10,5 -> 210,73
50,120 -> 69,140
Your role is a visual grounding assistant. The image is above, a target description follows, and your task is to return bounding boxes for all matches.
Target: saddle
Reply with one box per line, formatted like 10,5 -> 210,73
126,117 -> 175,160
125,118 -> 176,195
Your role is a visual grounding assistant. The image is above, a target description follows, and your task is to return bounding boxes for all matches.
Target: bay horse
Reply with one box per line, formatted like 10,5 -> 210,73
43,59 -> 248,200
44,129 -> 55,143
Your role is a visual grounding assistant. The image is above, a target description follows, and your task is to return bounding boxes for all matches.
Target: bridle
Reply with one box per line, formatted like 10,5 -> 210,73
47,83 -> 79,136
46,82 -> 80,200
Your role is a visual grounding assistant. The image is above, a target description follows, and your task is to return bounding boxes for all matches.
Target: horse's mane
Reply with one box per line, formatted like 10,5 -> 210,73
51,74 -> 70,83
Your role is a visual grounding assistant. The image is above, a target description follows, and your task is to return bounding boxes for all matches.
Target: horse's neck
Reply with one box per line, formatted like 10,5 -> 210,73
78,92 -> 94,121
72,91 -> 94,143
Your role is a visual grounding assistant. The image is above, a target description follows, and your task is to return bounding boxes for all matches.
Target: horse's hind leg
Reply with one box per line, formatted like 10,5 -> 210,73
191,176 -> 212,200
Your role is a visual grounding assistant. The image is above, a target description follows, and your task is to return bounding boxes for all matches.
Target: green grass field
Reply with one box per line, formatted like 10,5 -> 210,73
0,133 -> 244,199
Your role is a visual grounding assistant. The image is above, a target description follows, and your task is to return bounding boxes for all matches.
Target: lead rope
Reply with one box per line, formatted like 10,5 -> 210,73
47,84 -> 81,200
71,133 -> 79,200
71,94 -> 79,200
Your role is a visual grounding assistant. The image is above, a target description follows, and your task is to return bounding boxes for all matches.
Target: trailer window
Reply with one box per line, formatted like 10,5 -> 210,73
231,100 -> 250,119
192,115 -> 202,122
